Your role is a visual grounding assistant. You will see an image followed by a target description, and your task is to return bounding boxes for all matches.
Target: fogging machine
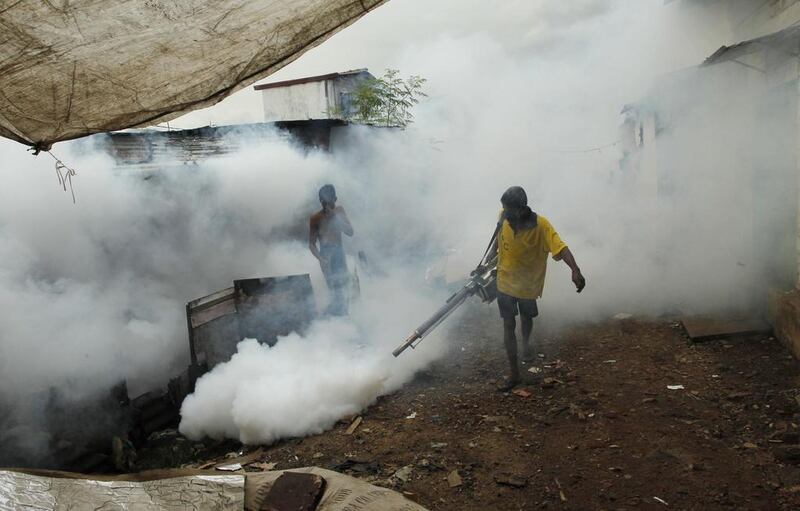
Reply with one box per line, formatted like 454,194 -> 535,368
392,220 -> 501,357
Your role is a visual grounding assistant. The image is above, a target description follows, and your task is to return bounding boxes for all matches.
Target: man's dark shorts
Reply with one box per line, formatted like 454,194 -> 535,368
497,291 -> 538,319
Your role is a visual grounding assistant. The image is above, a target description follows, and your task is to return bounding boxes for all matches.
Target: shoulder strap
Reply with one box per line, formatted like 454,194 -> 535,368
478,213 -> 504,267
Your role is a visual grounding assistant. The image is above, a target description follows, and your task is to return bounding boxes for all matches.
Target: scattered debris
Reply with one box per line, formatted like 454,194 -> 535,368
653,496 -> 669,506
667,385 -> 685,390
345,416 -> 363,435
248,461 -> 278,471
555,477 -> 567,502
541,377 -> 563,389
332,457 -> 380,475
132,313 -> 799,510
406,412 -> 417,419
215,463 -> 242,471
569,404 -> 587,421
773,446 -> 800,464
603,360 -> 617,364
447,470 -> 463,488
527,366 -> 542,374
394,465 -> 414,483
512,388 -> 532,398
493,473 -> 528,488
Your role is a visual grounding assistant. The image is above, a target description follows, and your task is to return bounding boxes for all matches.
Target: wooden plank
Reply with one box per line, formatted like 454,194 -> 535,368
681,316 -> 772,341
345,416 -> 362,435
190,297 -> 236,328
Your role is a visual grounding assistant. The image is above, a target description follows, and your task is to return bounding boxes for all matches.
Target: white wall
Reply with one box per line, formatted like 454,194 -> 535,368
260,81 -> 332,122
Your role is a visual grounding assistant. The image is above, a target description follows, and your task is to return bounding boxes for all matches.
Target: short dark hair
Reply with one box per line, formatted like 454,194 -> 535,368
319,184 -> 337,203
501,186 -> 527,208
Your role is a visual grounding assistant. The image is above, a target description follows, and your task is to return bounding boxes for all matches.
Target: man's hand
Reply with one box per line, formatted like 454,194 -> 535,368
572,269 -> 586,293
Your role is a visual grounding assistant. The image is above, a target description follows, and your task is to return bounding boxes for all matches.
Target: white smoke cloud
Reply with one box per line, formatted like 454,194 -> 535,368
179,269 -> 446,444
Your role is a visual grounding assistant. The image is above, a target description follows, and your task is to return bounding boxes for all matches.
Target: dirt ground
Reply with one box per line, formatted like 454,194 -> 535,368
139,304 -> 800,510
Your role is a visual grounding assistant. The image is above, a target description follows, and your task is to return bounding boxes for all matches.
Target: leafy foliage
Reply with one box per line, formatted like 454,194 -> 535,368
347,69 -> 427,127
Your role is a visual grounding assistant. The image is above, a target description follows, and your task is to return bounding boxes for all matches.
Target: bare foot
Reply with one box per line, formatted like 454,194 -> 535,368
497,377 -> 521,392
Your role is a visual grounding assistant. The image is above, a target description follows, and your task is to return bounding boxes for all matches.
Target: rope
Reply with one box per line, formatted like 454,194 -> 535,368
46,151 -> 77,203
546,140 -> 621,154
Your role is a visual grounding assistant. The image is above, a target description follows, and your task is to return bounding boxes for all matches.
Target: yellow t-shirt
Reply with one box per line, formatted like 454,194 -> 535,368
496,212 -> 567,299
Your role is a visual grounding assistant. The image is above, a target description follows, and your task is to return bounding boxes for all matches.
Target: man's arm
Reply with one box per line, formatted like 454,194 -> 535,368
309,219 -> 321,260
554,247 -> 586,293
336,206 -> 354,237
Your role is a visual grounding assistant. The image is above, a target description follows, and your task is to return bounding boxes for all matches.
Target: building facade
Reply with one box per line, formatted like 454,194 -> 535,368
255,69 -> 375,123
622,20 -> 800,355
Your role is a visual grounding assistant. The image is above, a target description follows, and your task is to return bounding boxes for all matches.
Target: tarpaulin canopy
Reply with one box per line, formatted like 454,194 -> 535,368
0,0 -> 386,150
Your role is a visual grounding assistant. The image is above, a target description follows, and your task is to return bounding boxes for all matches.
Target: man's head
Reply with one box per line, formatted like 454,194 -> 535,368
501,186 -> 528,220
319,184 -> 337,209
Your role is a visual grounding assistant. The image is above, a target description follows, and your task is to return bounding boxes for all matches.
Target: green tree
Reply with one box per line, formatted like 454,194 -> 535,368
348,69 -> 427,127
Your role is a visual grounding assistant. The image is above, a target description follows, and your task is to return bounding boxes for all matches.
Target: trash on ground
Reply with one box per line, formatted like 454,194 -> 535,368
215,463 -> 242,471
249,462 -> 278,471
394,465 -> 414,483
447,470 -> 463,488
494,472 -> 528,488
345,416 -> 363,435
555,477 -> 567,501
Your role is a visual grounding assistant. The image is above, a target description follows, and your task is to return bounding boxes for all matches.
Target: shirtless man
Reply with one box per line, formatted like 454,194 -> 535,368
309,184 -> 354,316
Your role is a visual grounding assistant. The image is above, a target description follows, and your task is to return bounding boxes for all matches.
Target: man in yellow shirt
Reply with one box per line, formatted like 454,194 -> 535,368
493,186 -> 585,390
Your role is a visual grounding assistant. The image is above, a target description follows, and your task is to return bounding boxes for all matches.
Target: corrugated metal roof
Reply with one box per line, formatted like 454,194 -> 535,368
93,120 -> 345,172
703,24 -> 800,66
253,69 -> 370,90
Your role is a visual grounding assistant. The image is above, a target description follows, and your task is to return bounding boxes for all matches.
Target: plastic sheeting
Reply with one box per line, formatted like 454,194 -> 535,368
0,470 -> 244,510
0,0 -> 386,150
0,467 -> 430,511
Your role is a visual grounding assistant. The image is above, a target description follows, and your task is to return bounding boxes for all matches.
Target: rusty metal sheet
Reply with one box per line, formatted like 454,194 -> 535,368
681,316 -> 772,341
260,472 -> 325,511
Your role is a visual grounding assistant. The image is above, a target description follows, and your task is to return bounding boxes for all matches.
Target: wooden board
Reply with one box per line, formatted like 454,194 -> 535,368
681,316 -> 772,342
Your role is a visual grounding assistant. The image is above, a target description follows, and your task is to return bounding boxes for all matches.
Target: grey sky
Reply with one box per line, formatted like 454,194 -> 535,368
173,0 -> 722,129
